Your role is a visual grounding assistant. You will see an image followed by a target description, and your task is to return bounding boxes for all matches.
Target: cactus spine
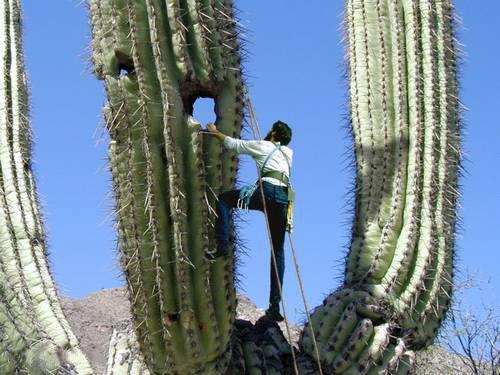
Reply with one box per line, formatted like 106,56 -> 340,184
300,0 -> 460,372
0,0 -> 92,373
89,0 -> 243,373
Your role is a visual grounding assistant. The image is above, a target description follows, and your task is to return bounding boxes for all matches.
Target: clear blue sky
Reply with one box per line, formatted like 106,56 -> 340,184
22,1 -> 499,322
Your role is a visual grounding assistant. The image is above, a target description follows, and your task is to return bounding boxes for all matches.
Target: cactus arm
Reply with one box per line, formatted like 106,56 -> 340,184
4,0 -> 73,347
346,0 -> 459,330
0,0 -> 93,372
90,0 -> 244,372
300,0 -> 460,372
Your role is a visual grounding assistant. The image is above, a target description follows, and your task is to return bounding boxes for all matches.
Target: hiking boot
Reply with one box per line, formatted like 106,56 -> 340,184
265,305 -> 284,322
205,241 -> 229,261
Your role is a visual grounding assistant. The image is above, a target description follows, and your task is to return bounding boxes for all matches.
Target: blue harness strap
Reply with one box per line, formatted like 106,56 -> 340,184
238,144 -> 281,211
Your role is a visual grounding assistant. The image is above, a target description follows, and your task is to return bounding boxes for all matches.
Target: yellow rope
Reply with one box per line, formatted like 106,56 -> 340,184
244,90 -> 323,374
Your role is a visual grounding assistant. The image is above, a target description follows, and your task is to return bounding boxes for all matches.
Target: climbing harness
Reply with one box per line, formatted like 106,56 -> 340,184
244,89 -> 324,375
237,143 -> 285,211
262,144 -> 296,232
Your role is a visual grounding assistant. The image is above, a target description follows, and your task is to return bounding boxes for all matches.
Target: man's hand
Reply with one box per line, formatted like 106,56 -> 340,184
207,123 -> 218,133
206,123 -> 226,143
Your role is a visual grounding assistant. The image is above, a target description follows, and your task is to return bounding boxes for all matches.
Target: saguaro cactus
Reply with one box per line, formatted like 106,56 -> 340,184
300,0 -> 460,373
0,1 -> 92,373
88,0 -> 244,373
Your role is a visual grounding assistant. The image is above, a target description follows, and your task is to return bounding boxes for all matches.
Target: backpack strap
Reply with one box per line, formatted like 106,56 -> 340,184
239,144 -> 295,212
260,143 -> 281,176
278,147 -> 292,176
237,144 -> 281,211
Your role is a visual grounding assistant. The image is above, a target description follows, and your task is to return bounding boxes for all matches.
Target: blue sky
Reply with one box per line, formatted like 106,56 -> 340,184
22,1 -> 499,323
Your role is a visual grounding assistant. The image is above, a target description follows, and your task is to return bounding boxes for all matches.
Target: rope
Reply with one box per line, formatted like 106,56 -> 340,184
288,233 -> 323,375
244,90 -> 324,375
246,97 -> 299,375
255,163 -> 300,375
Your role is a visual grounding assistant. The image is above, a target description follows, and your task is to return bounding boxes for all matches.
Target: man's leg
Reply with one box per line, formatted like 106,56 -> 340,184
210,189 -> 240,258
266,201 -> 288,321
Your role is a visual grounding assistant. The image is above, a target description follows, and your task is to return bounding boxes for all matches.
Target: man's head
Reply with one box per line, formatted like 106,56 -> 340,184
264,120 -> 292,145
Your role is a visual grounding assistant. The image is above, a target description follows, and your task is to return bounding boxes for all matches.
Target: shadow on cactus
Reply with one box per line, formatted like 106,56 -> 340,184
0,0 -> 461,373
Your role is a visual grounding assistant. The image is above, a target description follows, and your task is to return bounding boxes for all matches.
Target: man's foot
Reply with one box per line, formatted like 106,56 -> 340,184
265,305 -> 284,322
205,241 -> 229,261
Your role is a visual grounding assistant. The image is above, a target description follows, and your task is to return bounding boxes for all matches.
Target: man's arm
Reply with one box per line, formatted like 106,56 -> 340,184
206,123 -> 264,157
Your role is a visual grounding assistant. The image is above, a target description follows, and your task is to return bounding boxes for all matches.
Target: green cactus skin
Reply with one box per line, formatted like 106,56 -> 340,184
0,1 -> 93,373
300,0 -> 460,373
89,0 -> 244,373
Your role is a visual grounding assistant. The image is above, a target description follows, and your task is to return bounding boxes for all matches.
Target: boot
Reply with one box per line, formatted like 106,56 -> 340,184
205,240 -> 229,261
265,304 -> 284,322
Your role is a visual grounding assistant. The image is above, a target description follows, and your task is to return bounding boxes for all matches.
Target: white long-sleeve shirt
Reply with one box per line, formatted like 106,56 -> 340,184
223,136 -> 293,187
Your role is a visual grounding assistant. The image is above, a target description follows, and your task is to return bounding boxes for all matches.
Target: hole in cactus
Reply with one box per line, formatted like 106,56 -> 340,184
192,97 -> 217,126
114,50 -> 134,77
162,312 -> 180,327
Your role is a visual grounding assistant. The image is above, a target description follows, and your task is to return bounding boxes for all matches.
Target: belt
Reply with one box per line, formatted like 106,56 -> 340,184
261,170 -> 289,186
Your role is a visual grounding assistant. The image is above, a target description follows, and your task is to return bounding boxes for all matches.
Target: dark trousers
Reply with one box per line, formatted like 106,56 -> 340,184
216,181 -> 288,307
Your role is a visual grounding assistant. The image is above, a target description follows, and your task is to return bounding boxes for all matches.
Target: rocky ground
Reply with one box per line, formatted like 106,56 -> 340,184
60,287 -> 301,374
60,287 -> 482,375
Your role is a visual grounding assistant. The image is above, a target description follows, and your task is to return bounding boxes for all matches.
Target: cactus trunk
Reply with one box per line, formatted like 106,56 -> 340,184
89,0 -> 244,373
0,0 -> 92,373
300,0 -> 460,372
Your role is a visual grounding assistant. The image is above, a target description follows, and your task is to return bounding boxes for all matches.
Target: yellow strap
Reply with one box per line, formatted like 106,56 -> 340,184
287,201 -> 294,232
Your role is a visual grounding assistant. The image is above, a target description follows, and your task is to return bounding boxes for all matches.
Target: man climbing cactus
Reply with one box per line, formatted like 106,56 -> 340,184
205,121 -> 293,322
85,0 -> 460,372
